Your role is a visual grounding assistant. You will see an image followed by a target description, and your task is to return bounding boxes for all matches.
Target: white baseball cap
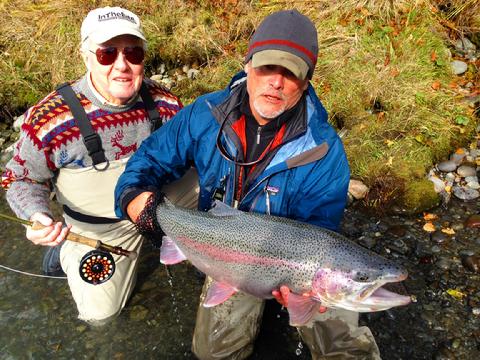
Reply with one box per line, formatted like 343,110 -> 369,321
81,7 -> 146,44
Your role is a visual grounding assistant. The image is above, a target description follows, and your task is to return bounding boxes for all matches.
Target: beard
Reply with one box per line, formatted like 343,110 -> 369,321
251,89 -> 287,119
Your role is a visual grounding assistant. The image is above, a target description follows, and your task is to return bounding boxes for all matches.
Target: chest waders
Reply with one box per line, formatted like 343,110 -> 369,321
55,82 -> 162,285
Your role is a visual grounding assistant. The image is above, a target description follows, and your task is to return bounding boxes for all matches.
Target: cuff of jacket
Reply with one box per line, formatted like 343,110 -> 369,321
119,186 -> 160,221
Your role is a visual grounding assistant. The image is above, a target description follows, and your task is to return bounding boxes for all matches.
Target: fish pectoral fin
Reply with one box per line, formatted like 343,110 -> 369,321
160,236 -> 187,265
287,293 -> 322,327
203,281 -> 237,307
208,200 -> 242,217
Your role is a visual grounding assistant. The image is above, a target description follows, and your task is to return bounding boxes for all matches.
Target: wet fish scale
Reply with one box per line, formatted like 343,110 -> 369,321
156,200 -> 406,302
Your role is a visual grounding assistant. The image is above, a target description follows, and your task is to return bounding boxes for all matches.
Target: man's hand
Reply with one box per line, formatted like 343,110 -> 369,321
27,212 -> 71,246
272,285 -> 328,313
127,191 -> 153,223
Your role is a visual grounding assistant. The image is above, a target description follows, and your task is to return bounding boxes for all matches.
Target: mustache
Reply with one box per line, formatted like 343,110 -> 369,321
257,87 -> 286,101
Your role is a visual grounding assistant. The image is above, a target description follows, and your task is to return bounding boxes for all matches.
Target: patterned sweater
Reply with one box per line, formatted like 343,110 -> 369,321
1,74 -> 182,220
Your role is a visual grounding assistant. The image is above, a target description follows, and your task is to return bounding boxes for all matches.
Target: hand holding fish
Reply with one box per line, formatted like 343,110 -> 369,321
27,212 -> 71,246
272,285 -> 328,313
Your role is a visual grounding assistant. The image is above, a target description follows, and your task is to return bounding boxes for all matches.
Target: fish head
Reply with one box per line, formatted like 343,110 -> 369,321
310,264 -> 411,312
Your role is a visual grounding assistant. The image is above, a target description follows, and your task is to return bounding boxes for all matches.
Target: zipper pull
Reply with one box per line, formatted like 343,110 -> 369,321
256,126 -> 261,145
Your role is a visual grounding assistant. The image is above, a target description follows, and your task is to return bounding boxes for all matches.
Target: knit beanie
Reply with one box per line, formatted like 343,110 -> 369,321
245,9 -> 318,80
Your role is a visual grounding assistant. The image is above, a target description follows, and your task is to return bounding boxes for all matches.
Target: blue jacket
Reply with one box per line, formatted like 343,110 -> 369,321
114,72 -> 350,231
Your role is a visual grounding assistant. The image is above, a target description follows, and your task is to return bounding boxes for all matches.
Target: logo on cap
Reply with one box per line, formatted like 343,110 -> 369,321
97,11 -> 137,24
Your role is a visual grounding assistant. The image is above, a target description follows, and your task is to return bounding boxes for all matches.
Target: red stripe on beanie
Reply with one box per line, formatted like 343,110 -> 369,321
248,39 -> 317,64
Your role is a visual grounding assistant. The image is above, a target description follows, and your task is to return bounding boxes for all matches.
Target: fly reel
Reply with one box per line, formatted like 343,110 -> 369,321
79,250 -> 115,285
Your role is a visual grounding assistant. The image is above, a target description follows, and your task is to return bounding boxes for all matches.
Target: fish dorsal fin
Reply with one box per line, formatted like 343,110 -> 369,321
208,200 -> 242,217
160,236 -> 187,265
203,281 -> 237,307
286,292 -> 322,326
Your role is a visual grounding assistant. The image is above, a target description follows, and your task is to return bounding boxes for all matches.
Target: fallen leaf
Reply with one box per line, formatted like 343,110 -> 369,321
446,289 -> 466,300
384,54 -> 391,66
423,213 -> 438,221
455,148 -> 465,154
441,227 -> 455,235
390,67 -> 400,77
430,50 -> 437,62
385,139 -> 395,147
431,80 -> 441,90
339,17 -> 349,26
445,185 -> 452,193
423,222 -> 436,232
415,134 -> 425,144
449,81 -> 458,89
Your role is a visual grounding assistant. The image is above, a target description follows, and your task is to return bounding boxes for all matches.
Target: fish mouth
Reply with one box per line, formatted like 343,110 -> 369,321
356,280 -> 411,311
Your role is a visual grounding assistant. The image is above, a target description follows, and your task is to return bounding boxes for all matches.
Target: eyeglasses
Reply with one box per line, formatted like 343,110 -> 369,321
89,46 -> 145,66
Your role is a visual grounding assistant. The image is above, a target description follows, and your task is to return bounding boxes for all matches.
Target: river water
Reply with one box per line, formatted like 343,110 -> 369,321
0,188 -> 479,359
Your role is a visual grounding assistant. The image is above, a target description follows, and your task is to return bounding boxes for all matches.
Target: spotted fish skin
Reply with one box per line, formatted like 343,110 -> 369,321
157,199 -> 410,324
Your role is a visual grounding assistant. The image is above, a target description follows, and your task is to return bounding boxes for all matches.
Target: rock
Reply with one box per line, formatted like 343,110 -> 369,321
437,160 -> 457,172
466,181 -> 480,190
465,175 -> 478,183
158,63 -> 166,74
428,176 -> 445,193
358,235 -> 376,248
465,214 -> 480,228
451,60 -> 468,75
456,165 -> 476,177
129,305 -> 149,321
187,68 -> 200,80
159,78 -> 174,89
445,172 -> 455,182
450,150 -> 466,164
348,179 -> 369,200
436,258 -> 451,270
431,231 -> 448,244
455,37 -> 476,53
387,224 -> 407,237
452,185 -> 479,201
470,149 -> 480,158
150,74 -> 163,83
461,255 -> 480,273
13,114 -> 25,131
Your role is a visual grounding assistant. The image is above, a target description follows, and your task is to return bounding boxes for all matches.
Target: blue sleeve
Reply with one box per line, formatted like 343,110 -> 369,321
291,138 -> 350,232
114,104 -> 196,218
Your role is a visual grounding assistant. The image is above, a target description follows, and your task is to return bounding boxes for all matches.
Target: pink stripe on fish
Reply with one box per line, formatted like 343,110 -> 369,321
177,235 -> 303,269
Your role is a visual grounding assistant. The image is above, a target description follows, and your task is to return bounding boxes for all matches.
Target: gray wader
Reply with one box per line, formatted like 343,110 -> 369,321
192,277 -> 381,359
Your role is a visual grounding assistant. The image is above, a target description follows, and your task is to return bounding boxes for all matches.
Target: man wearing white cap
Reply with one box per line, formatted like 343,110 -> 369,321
1,6 -> 195,325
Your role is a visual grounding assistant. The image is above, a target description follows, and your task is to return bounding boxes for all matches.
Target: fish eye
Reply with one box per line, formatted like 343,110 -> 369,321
354,272 -> 371,282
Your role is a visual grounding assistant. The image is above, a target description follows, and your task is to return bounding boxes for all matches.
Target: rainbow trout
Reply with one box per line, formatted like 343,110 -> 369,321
158,199 -> 411,326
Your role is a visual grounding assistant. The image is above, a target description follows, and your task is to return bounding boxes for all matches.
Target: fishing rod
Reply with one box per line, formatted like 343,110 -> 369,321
0,212 -> 138,284
0,212 -> 137,260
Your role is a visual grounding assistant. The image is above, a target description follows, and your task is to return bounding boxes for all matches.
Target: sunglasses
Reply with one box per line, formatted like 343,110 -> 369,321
89,46 -> 145,66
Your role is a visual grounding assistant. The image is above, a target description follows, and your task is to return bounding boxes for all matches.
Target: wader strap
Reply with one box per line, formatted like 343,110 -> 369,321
63,204 -> 121,224
56,83 -> 108,168
139,82 -> 163,131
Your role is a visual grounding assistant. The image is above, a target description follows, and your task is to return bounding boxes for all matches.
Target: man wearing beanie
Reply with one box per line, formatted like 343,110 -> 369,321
115,9 -> 379,359
1,6 -> 198,325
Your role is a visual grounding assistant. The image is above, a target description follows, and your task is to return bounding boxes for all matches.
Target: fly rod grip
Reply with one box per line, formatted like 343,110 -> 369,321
31,221 -> 100,248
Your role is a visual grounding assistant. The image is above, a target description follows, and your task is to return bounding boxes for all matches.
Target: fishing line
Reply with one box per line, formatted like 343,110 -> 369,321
0,263 -> 67,279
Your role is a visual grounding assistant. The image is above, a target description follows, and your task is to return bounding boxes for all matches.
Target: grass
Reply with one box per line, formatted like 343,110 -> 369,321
0,0 -> 478,213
